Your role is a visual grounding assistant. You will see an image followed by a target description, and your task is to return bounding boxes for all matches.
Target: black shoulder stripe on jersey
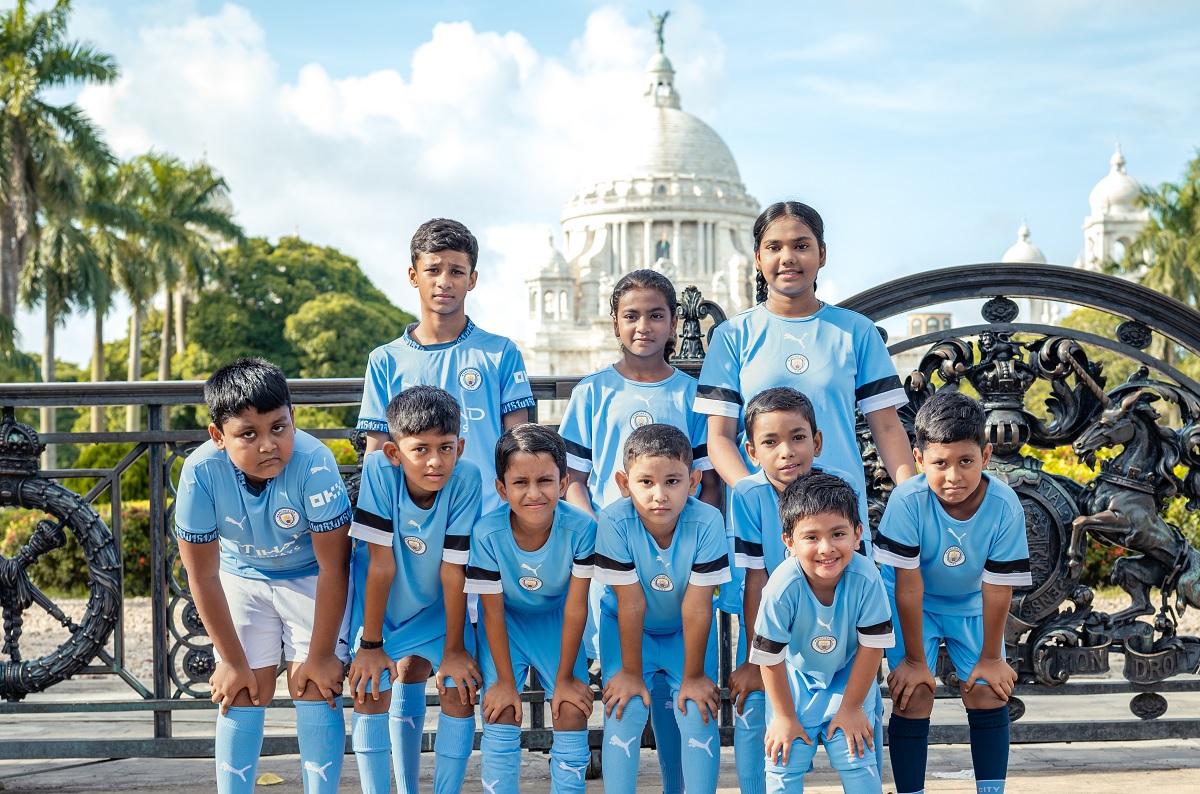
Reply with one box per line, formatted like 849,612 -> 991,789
465,565 -> 501,582
573,554 -> 595,567
734,538 -> 764,557
444,535 -> 470,552
859,619 -> 893,636
594,553 -> 636,573
563,437 -> 591,460
855,375 -> 904,402
352,508 -> 391,532
696,385 -> 743,405
751,634 -> 787,655
984,558 -> 1031,575
692,443 -> 709,459
874,532 -> 920,558
692,555 -> 729,574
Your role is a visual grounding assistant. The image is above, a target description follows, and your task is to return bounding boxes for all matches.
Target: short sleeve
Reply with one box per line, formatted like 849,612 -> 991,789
175,459 -> 218,544
499,342 -> 536,416
694,322 -> 743,419
855,569 -> 895,649
854,321 -> 906,415
688,402 -> 712,472
443,463 -> 483,564
558,382 -> 594,473
749,577 -> 795,666
731,485 -> 764,570
593,510 -> 638,586
982,499 -> 1033,587
571,516 -> 598,579
464,528 -> 503,594
348,453 -> 396,547
689,506 -> 732,587
302,445 -> 353,532
874,494 -> 921,570
356,348 -> 391,434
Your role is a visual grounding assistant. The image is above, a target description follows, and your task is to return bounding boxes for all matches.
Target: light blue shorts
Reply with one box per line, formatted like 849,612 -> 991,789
598,609 -> 718,696
884,605 -> 985,684
478,603 -> 588,700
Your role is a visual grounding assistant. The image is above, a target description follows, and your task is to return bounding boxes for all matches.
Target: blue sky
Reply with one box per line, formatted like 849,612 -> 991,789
22,0 -> 1200,364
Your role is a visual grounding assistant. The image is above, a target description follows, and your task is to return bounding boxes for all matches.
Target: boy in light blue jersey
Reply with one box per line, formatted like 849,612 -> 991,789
175,358 -> 353,794
750,473 -> 894,794
464,424 -> 596,794
593,424 -> 731,794
875,391 -> 1032,794
345,386 -> 483,794
357,218 -> 535,515
725,388 -> 869,794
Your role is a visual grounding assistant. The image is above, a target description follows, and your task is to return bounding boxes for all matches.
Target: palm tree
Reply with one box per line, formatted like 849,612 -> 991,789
0,0 -> 117,344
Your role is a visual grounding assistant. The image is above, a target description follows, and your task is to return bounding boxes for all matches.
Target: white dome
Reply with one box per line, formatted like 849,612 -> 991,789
598,106 -> 742,185
1088,144 -> 1141,215
534,233 -> 570,279
1001,222 -> 1047,264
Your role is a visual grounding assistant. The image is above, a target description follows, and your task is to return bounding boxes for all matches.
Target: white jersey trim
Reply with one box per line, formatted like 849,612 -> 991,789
463,579 -> 504,595
858,388 -> 909,415
571,562 -> 594,579
348,522 -> 394,547
689,569 -> 732,587
593,567 -> 639,587
735,552 -> 765,570
982,570 -> 1034,587
873,547 -> 920,570
693,397 -> 739,418
442,549 -> 470,565
566,452 -> 593,472
748,647 -> 785,666
858,631 -> 896,649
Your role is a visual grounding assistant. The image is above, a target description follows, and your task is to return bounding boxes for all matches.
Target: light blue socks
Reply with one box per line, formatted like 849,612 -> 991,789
734,690 -> 767,794
391,682 -> 427,793
549,729 -> 590,794
433,712 -> 476,794
215,706 -> 265,794
295,699 -> 346,793
675,698 -> 720,793
602,696 -> 648,794
480,722 -> 522,794
351,711 -> 391,794
649,675 -> 684,794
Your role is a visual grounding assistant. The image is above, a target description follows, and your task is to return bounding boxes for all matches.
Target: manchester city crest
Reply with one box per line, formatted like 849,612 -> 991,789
943,545 -> 966,567
458,368 -> 483,391
404,536 -> 428,555
519,576 -> 543,591
786,354 -> 809,374
274,507 -> 300,529
811,635 -> 837,654
650,574 -> 674,592
630,410 -> 654,429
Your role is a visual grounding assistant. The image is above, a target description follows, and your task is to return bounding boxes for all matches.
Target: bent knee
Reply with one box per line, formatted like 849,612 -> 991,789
891,686 -> 934,719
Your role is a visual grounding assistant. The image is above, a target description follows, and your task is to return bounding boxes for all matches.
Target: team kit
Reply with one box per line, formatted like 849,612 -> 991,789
177,209 -> 1033,794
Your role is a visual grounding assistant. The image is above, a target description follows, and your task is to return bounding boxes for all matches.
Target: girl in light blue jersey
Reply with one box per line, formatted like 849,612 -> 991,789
560,269 -> 720,794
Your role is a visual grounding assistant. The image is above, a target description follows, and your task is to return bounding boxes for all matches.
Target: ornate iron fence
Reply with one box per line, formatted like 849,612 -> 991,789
1,264 -> 1198,760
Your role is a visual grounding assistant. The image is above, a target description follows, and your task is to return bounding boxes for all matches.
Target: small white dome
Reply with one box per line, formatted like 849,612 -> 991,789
1001,221 -> 1047,264
1088,144 -> 1141,215
535,233 -> 570,279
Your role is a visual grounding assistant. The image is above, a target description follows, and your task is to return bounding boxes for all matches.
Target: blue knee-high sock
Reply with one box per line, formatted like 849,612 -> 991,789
433,712 -> 476,794
549,729 -> 589,794
390,682 -> 427,794
602,697 -> 648,794
675,698 -> 720,794
295,699 -> 346,794
967,706 -> 1010,794
352,711 -> 392,794
648,676 -> 684,794
215,706 -> 265,794
734,690 -> 767,794
826,728 -> 883,794
480,722 -> 522,794
887,714 -> 930,794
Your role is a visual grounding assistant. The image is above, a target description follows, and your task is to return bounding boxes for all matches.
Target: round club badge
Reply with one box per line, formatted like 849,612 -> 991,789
458,368 -> 482,391
786,354 -> 810,374
630,410 -> 654,429
273,507 -> 300,529
811,635 -> 837,654
650,574 -> 674,592
404,536 -> 428,555
519,576 -> 543,591
943,545 -> 966,567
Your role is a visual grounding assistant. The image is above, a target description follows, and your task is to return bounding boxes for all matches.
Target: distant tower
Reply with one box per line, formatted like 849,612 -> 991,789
1082,144 -> 1149,272
1001,221 -> 1057,324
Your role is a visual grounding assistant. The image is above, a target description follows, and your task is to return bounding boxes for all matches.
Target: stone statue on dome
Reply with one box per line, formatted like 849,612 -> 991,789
649,10 -> 670,53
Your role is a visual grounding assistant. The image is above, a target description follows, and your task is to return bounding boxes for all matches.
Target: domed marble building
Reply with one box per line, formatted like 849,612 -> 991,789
1001,221 -> 1057,325
523,26 -> 760,376
1082,143 -> 1150,272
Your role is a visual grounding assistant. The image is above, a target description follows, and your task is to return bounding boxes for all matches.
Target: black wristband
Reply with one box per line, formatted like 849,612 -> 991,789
358,638 -> 384,650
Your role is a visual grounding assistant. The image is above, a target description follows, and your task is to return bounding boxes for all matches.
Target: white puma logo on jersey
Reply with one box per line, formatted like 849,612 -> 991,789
407,519 -> 422,529
736,707 -> 755,728
482,779 -> 501,794
816,615 -> 833,632
309,462 -> 331,474
783,332 -> 809,348
558,761 -> 587,781
948,528 -> 968,545
608,734 -> 636,758
304,761 -> 333,781
219,762 -> 251,781
688,736 -> 715,757
632,394 -> 653,408
520,563 -> 543,577
224,516 -> 247,531
655,555 -> 671,570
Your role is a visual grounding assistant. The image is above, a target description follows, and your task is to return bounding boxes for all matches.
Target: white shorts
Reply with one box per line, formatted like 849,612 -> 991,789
214,571 -> 331,669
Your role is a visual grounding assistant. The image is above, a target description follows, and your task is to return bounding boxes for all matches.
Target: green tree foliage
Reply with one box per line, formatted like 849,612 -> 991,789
286,293 -> 411,378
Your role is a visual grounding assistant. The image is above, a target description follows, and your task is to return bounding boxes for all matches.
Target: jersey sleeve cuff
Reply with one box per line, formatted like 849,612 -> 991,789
593,554 -> 638,586
355,418 -> 390,433
501,397 -> 536,415
694,395 -> 740,418
176,526 -> 217,544
572,555 -> 595,579
464,566 -> 504,594
858,388 -> 908,415
689,556 -> 731,586
748,635 -> 787,666
873,532 -> 920,569
735,553 -> 765,569
857,620 -> 896,648
310,507 -> 353,533
982,558 -> 1033,587
442,534 -> 471,565
349,508 -> 394,546
566,452 -> 593,473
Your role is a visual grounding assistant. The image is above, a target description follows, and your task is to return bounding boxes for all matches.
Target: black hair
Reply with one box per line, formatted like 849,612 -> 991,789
205,357 -> 291,428
410,218 -> 479,270
385,386 -> 461,439
622,423 -> 693,470
609,268 -> 679,362
744,387 -> 818,440
752,201 -> 826,303
495,423 -> 567,480
914,389 -> 987,450
778,472 -> 860,539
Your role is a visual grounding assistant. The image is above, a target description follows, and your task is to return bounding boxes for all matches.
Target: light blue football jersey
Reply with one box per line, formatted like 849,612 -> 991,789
346,450 -> 482,655
356,318 -> 536,513
875,473 -> 1033,617
749,553 -> 894,698
593,497 -> 730,634
559,366 -> 712,513
463,501 -> 596,613
175,430 -> 352,580
694,303 -> 905,510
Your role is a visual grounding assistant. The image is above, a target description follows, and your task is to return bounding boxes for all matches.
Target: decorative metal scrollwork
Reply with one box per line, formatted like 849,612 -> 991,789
674,285 -> 727,365
0,409 -> 120,702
